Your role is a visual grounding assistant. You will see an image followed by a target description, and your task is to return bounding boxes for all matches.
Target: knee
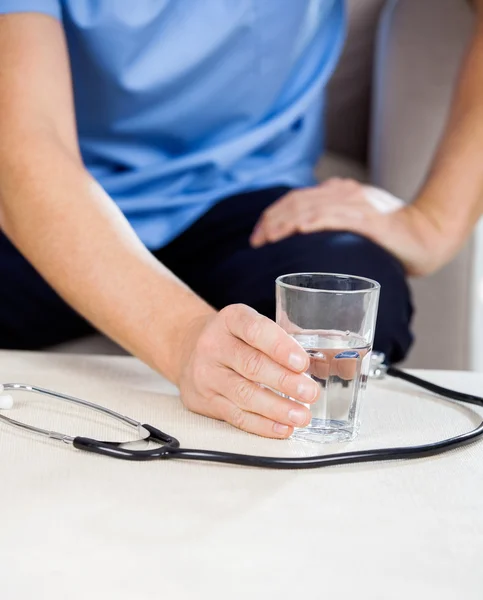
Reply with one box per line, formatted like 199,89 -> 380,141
327,233 -> 413,363
220,231 -> 414,363
341,236 -> 415,363
312,232 -> 404,279
374,286 -> 414,364
279,232 -> 415,363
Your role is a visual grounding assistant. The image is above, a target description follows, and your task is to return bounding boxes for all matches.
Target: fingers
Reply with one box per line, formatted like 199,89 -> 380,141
249,223 -> 267,248
221,305 -> 309,373
250,190 -> 306,247
250,212 -> 298,248
228,337 -> 319,403
182,304 -> 368,440
215,396 -> 295,439
220,306 -> 319,403
250,191 -> 301,247
227,342 -> 319,404
297,205 -> 368,234
256,203 -> 368,245
218,368 -> 312,429
320,177 -> 361,194
180,305 -> 320,440
249,181 -> 372,248
251,218 -> 298,247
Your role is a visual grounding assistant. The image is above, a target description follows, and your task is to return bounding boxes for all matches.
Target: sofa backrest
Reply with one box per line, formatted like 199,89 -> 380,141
325,0 -> 386,165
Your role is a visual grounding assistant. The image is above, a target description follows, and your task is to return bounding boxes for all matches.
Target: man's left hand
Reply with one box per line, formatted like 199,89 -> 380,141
249,178 -> 452,277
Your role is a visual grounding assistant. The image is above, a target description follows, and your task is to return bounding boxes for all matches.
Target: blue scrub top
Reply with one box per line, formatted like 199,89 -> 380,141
0,0 -> 346,249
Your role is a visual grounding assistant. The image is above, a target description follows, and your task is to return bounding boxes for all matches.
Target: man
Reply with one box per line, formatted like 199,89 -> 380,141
0,1 -> 481,439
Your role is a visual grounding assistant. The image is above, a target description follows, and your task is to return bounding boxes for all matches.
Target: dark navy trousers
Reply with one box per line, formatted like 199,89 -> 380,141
0,187 -> 413,363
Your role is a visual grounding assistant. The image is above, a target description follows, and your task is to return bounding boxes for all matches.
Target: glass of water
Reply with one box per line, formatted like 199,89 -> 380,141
276,273 -> 380,443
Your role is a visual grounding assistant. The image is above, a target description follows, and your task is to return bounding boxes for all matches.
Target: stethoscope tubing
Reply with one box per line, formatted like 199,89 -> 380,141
2,367 -> 483,468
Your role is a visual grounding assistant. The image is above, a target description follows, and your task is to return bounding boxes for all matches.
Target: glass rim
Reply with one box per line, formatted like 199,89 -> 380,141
275,272 -> 381,294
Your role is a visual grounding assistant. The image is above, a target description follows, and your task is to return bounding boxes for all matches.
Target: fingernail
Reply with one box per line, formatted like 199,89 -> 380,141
297,381 -> 319,402
273,423 -> 290,436
289,353 -> 307,371
288,408 -> 309,426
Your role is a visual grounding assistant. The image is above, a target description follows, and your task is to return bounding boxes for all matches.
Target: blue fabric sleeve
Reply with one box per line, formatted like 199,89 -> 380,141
0,0 -> 61,20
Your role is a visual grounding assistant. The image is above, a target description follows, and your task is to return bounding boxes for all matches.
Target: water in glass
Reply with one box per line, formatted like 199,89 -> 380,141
292,330 -> 371,442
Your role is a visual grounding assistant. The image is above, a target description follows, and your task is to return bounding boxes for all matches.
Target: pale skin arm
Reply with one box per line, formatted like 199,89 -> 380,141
0,14 -> 319,438
411,0 -> 483,263
251,0 -> 483,277
0,14 -> 211,382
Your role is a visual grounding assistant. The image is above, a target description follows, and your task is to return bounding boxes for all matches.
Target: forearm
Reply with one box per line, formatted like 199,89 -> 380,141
0,133 -> 213,382
413,16 -> 483,248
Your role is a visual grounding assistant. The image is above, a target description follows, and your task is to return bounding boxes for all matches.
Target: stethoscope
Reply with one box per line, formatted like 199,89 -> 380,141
0,353 -> 482,469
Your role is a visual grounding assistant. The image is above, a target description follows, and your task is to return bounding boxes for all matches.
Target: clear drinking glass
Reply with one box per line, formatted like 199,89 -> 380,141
276,273 -> 380,443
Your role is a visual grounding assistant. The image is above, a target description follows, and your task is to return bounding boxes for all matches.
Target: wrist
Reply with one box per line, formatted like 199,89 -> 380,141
413,189 -> 476,248
405,200 -> 468,273
154,302 -> 216,387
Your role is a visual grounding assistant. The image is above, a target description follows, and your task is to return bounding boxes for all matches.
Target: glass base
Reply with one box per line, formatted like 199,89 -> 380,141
291,418 -> 358,443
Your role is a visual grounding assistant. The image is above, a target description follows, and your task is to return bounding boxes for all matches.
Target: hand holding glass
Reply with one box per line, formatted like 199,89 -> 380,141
276,273 -> 380,442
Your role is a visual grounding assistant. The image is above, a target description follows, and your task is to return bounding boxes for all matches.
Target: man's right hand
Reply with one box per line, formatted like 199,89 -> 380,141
177,304 -> 319,438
